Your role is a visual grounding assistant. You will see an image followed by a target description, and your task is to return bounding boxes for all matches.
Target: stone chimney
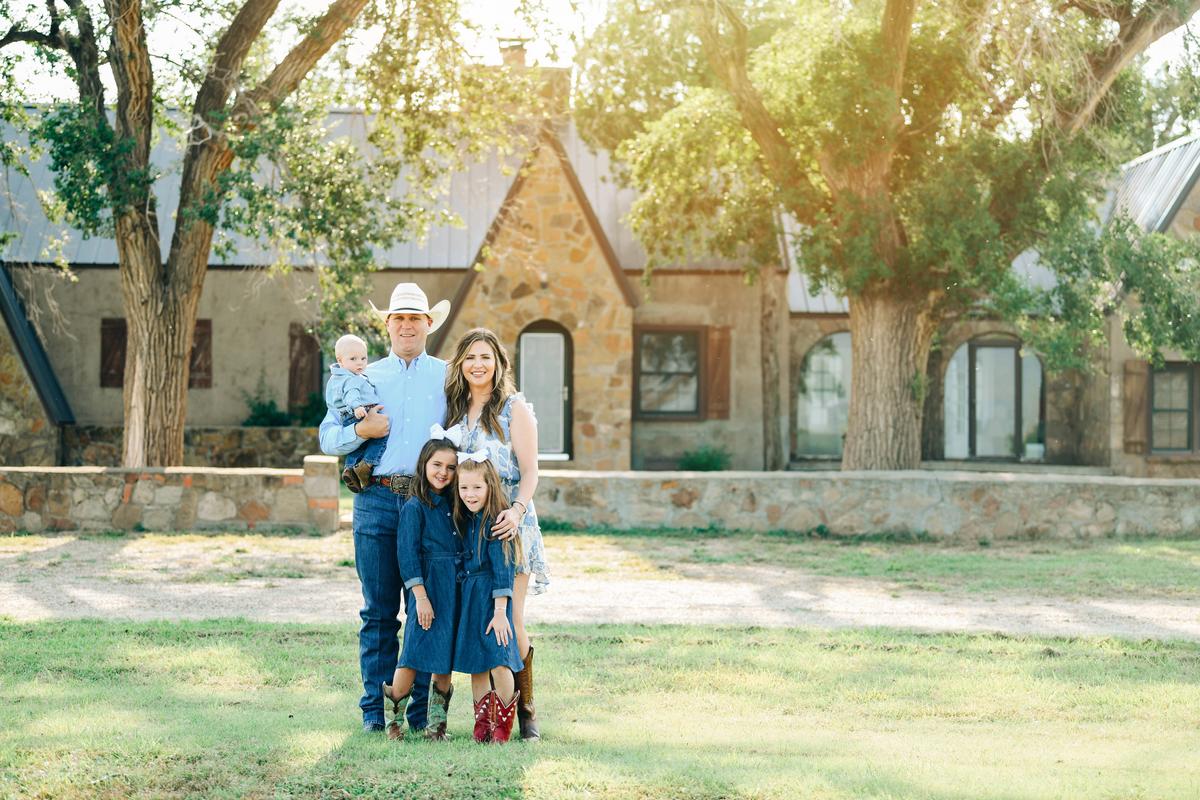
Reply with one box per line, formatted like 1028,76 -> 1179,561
500,40 -> 528,69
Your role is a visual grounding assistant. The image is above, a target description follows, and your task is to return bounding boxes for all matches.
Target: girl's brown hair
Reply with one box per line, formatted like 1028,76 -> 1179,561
410,438 -> 458,508
443,328 -> 515,441
452,459 -> 524,567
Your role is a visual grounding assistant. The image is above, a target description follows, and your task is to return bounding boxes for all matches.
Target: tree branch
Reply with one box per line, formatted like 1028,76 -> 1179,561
879,0 -> 918,97
1059,0 -> 1200,135
689,0 -> 821,224
193,0 -> 284,123
235,0 -> 370,120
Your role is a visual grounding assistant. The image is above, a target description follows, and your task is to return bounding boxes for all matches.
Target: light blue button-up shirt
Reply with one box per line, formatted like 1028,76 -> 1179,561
318,350 -> 448,476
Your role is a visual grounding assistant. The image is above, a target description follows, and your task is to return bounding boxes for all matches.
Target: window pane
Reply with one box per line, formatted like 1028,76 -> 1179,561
1152,410 -> 1190,450
1021,354 -> 1043,459
640,332 -> 698,373
974,347 -> 1017,457
638,331 -> 700,414
519,331 -> 566,454
640,374 -> 699,414
795,332 -> 851,457
943,345 -> 969,459
1153,371 -> 1189,411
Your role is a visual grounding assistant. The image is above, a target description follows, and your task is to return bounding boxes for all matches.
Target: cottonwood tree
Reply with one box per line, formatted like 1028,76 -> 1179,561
576,0 -> 1200,470
1,0 -> 538,466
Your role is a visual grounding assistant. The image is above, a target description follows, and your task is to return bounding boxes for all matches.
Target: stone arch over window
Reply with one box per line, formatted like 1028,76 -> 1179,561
943,334 -> 1044,460
794,332 -> 851,458
516,320 -> 573,458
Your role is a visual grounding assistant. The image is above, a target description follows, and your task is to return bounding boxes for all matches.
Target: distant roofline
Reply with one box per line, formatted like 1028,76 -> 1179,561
1122,130 -> 1200,170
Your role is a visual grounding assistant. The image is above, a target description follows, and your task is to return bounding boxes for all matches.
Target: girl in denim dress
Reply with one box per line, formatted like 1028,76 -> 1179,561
382,436 -> 459,741
444,328 -> 548,740
452,454 -> 524,743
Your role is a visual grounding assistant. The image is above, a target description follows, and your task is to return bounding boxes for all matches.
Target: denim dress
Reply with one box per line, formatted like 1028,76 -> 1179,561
458,392 -> 551,595
452,512 -> 524,675
396,492 -> 459,675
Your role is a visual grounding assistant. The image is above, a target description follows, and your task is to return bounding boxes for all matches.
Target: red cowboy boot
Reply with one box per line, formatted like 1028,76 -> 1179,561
491,690 -> 520,744
472,692 -> 494,743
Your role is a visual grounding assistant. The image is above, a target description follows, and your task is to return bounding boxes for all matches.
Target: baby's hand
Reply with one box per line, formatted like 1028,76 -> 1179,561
354,406 -> 368,420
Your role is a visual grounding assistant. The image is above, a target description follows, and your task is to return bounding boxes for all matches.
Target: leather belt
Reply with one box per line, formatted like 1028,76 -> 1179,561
370,474 -> 413,495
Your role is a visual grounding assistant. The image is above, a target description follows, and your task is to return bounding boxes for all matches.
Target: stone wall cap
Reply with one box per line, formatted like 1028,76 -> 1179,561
537,468 -> 1200,488
0,466 -> 305,477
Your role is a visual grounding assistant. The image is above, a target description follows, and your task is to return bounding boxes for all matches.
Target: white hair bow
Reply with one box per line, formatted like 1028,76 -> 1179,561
456,450 -> 490,464
430,423 -> 465,447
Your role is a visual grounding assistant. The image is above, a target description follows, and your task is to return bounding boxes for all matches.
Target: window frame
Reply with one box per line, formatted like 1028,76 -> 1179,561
1149,363 -> 1196,454
633,324 -> 708,421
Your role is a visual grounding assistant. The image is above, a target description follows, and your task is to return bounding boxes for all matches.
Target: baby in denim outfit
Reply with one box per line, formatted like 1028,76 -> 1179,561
326,334 -> 384,492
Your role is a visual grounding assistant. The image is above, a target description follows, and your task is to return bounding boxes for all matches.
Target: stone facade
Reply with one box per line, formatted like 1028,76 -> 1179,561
535,469 -> 1200,539
61,425 -> 320,468
435,138 -> 635,469
0,455 -> 338,533
0,310 -> 57,466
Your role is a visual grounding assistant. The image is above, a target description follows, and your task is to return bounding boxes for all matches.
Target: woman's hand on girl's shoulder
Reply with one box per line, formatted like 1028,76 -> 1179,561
490,508 -> 521,539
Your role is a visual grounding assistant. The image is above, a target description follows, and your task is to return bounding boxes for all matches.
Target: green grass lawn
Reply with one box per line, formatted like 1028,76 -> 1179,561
3,621 -> 1199,799
551,528 -> 1200,598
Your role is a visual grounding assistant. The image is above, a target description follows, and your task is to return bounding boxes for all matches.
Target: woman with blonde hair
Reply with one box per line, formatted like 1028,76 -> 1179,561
444,327 -> 549,740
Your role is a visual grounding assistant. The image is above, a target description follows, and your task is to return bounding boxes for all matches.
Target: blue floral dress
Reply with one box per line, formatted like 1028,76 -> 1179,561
452,512 -> 525,675
396,492 -> 459,675
458,392 -> 551,595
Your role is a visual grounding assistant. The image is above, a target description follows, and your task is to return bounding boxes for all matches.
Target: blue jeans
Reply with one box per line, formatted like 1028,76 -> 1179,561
342,410 -> 386,470
353,484 -> 430,728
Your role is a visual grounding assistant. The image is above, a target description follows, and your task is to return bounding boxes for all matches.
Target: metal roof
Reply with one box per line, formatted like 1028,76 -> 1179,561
1105,131 -> 1200,233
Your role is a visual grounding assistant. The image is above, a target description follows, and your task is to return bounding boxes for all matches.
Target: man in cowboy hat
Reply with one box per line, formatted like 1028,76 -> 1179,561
319,282 -> 451,735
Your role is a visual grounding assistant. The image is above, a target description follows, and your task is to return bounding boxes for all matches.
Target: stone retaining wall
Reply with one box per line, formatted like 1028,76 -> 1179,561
60,425 -> 320,468
0,455 -> 339,533
536,470 -> 1200,539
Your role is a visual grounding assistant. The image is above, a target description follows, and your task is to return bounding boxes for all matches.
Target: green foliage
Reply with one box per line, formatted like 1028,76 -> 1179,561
678,444 -> 731,471
577,0 -> 1200,375
290,391 -> 327,428
240,374 -> 291,427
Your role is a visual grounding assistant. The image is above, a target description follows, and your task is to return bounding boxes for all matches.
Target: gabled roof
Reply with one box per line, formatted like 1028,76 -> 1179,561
428,128 -> 640,354
1105,132 -> 1200,233
0,265 -> 74,424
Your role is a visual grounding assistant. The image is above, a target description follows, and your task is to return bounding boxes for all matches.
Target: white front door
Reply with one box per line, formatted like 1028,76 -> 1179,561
519,331 -> 567,455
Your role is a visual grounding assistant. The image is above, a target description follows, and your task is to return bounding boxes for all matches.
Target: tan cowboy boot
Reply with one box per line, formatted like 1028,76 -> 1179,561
514,645 -> 540,740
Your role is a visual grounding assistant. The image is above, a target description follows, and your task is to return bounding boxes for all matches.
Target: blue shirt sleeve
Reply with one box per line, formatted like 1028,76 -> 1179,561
398,500 -> 424,590
485,525 -> 515,600
318,408 -> 365,456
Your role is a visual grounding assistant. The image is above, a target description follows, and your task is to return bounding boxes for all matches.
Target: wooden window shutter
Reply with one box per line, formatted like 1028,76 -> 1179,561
706,326 -> 732,419
189,319 -> 213,388
288,322 -> 323,410
1122,359 -> 1149,454
100,318 -> 126,388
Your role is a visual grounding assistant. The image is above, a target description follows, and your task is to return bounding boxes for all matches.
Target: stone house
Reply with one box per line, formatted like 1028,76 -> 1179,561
3,106 -> 1200,474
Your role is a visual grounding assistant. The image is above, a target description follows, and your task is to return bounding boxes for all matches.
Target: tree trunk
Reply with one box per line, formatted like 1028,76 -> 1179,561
760,271 -> 785,470
119,246 -> 203,467
841,289 -> 936,470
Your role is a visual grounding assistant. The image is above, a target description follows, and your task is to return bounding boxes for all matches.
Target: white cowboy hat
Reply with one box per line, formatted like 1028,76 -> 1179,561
369,283 -> 451,332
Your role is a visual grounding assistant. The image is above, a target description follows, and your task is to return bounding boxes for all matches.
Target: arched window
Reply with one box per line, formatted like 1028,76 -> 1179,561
795,332 -> 851,458
944,336 -> 1044,460
517,321 -> 572,458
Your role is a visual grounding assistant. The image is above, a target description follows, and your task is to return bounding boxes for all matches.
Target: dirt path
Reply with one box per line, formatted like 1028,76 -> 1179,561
2,531 -> 1198,641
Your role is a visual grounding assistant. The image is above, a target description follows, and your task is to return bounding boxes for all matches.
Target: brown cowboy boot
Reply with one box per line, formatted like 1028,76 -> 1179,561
425,682 -> 454,741
342,465 -> 363,493
472,692 -> 494,743
514,645 -> 540,741
382,682 -> 410,741
491,690 -> 520,744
